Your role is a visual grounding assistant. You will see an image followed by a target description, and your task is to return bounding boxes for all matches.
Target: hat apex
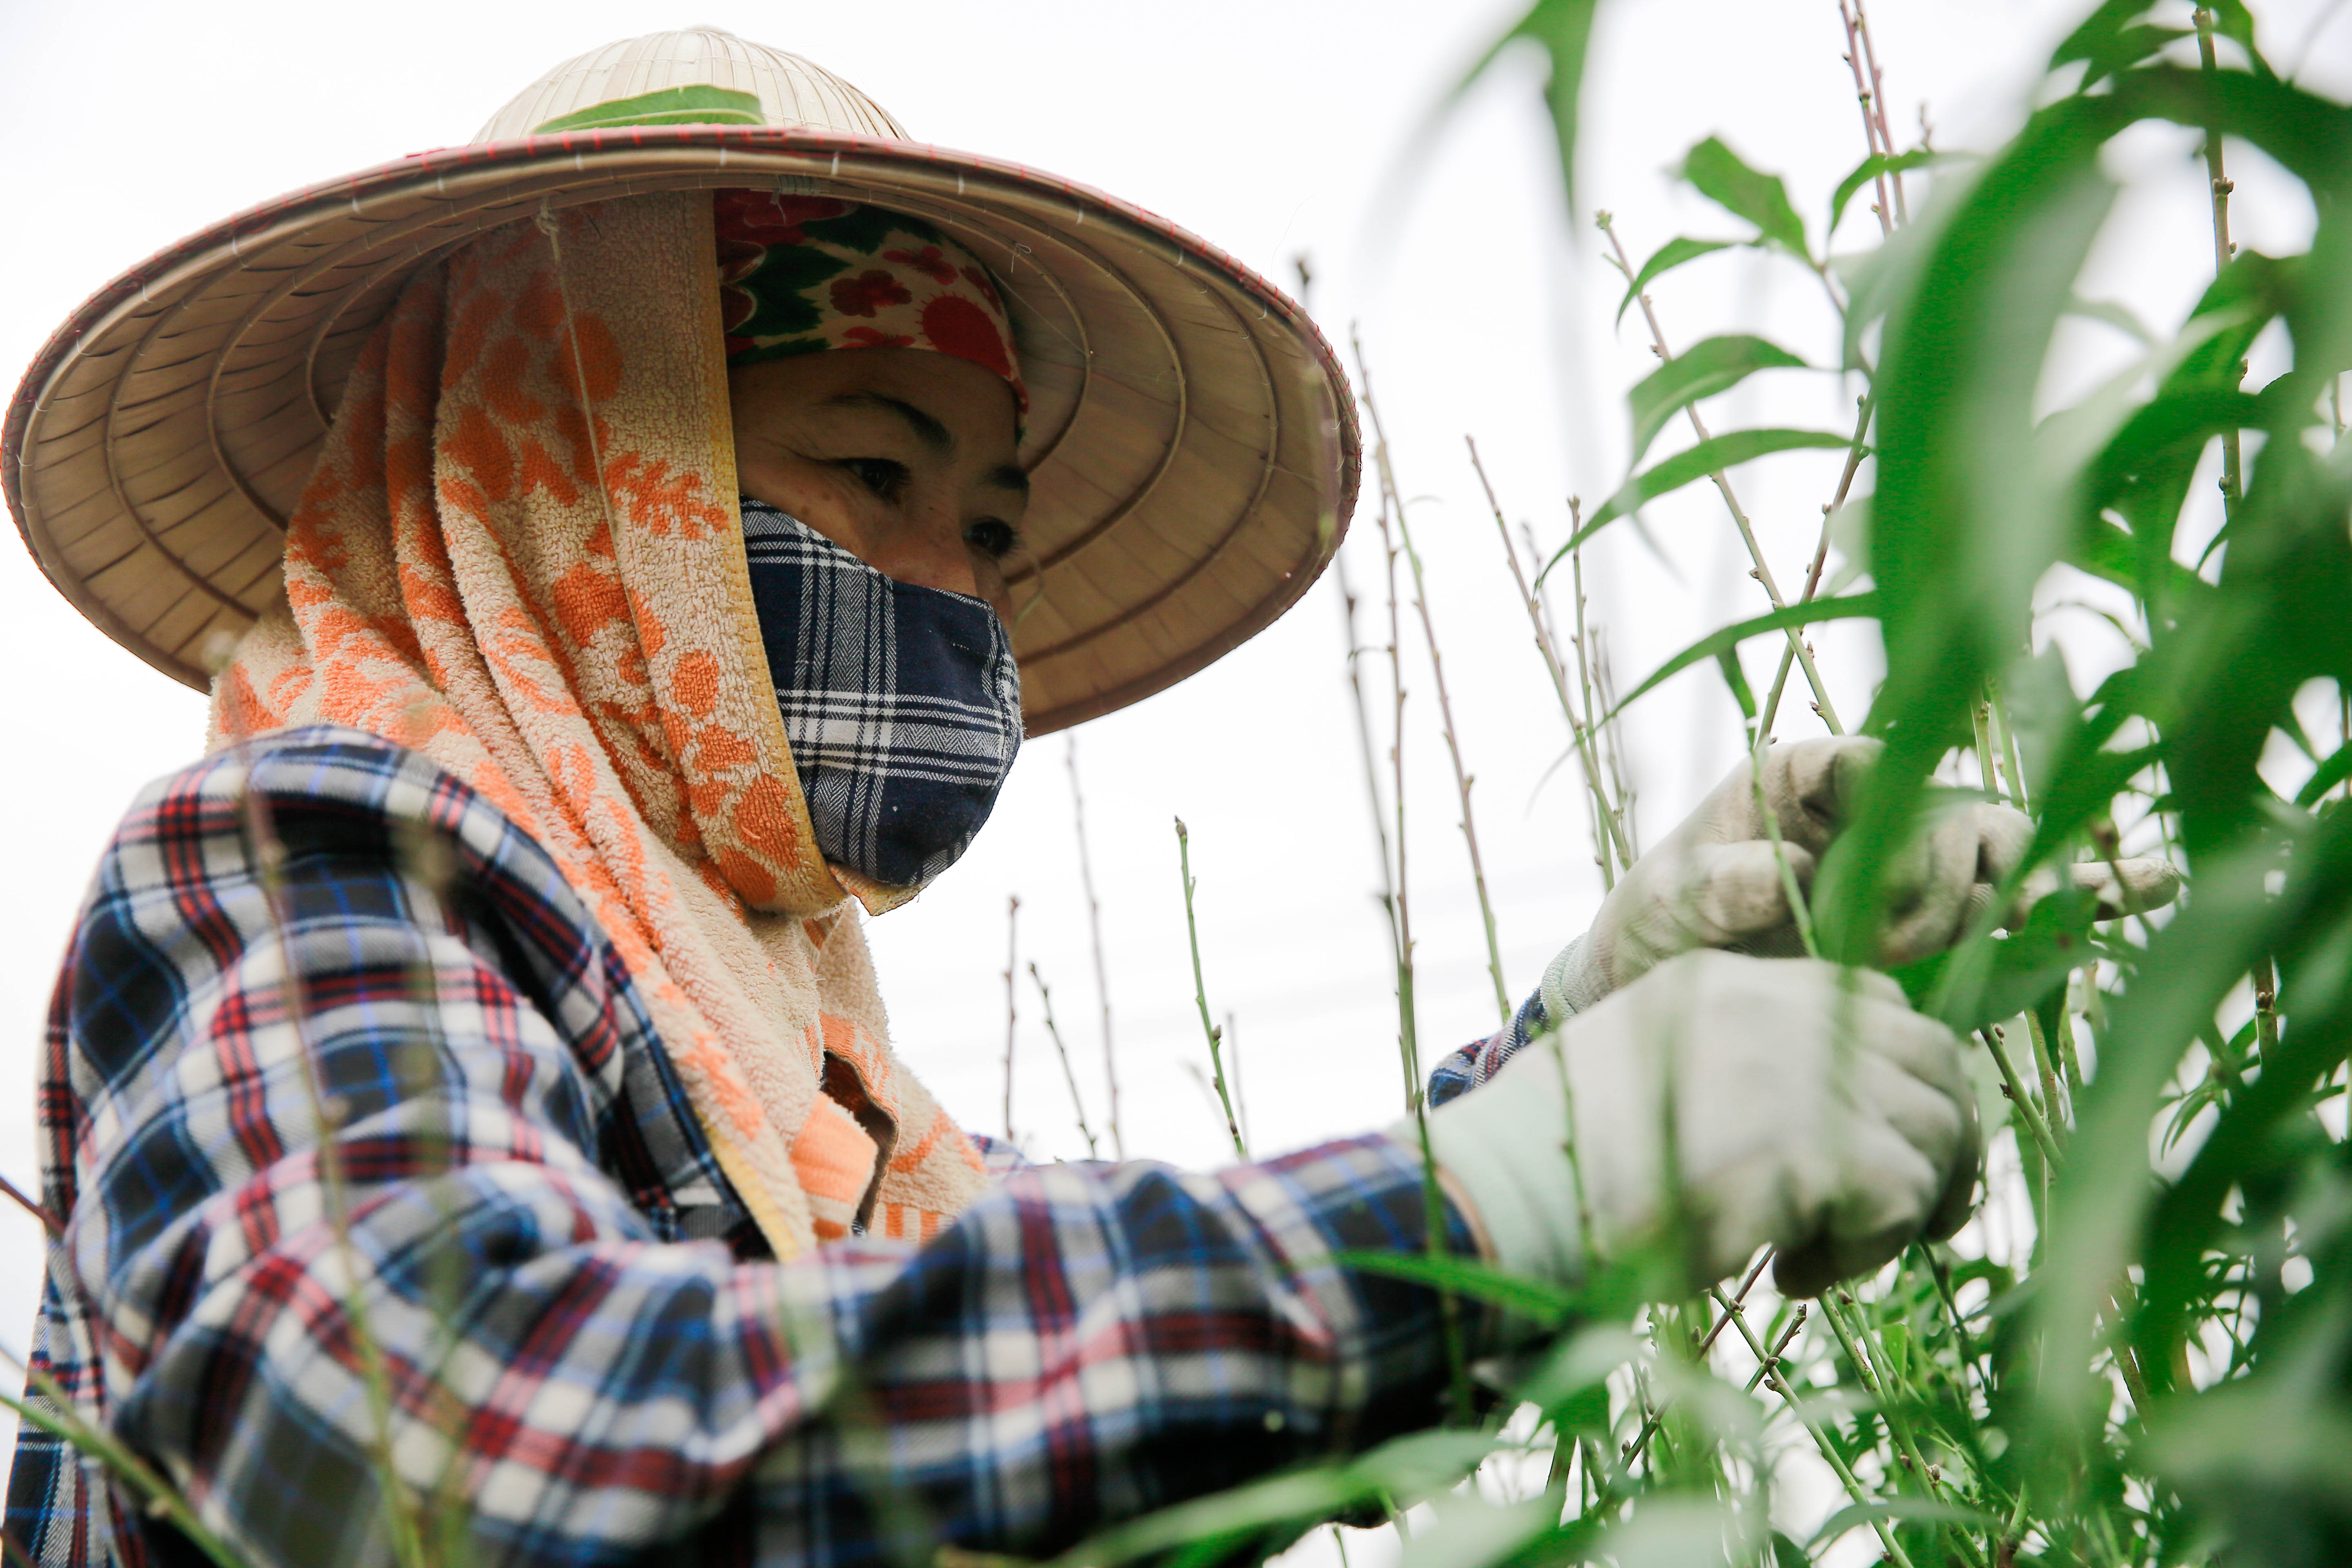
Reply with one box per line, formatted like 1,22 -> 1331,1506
474,28 -> 909,143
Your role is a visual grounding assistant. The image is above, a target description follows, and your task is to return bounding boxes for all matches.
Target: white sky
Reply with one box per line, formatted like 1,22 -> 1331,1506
3,0 -> 2348,1552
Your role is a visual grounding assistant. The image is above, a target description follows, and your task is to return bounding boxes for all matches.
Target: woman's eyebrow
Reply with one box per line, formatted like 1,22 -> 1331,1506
822,391 -> 953,454
984,463 -> 1030,496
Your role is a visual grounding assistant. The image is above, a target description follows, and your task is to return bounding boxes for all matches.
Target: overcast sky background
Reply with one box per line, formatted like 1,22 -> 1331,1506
4,0 -> 2349,1552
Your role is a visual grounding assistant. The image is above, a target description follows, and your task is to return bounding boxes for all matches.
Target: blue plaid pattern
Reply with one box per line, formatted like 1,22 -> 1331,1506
1428,990 -> 1559,1109
742,498 -> 1022,888
7,727 -> 1479,1567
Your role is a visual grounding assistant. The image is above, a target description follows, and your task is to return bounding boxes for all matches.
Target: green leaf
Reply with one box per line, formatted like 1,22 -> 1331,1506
1439,0 -> 1602,213
530,85 -> 766,134
1681,136 -> 1809,261
1332,1250 -> 1575,1325
1604,595 -> 1882,720
1556,428 -> 1853,553
2296,742 -> 2352,808
1627,334 -> 1811,461
1715,650 -> 1758,726
1829,149 -> 1941,237
1808,1498 -> 1996,1551
1396,1495 -> 1560,1568
1816,81 -> 2127,969
2051,0 -> 2189,89
1913,883 -> 2102,1032
2066,293 -> 2155,343
1617,237 -> 1736,325
1045,1430 -> 1500,1568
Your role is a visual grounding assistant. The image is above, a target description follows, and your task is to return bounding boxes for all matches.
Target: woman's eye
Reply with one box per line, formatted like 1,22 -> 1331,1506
963,519 -> 1018,560
837,457 -> 909,498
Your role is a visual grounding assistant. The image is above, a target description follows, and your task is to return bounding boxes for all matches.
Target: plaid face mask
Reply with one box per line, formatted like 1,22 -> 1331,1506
741,497 -> 1022,889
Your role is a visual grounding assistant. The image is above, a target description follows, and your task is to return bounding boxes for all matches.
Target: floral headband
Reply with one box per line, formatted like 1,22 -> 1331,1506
715,190 -> 1027,416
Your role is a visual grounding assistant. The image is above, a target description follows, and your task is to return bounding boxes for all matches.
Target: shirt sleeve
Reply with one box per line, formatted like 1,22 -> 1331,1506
1428,987 -> 1559,1109
15,774 -> 1480,1568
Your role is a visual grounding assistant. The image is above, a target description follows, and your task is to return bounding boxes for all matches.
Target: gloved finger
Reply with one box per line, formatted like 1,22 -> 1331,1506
1678,840 -> 1818,946
1772,1232 -> 1842,1298
1612,841 -> 1819,975
1817,1117 -> 1951,1282
2065,856 -> 2183,918
1757,735 -> 1882,853
1923,1087 -> 1982,1243
1724,954 -> 1907,1013
1768,1118 -> 1946,1296
1851,1007 -> 1980,1240
1852,1005 -> 1973,1112
1971,802 -> 2037,888
1851,1051 -> 1969,1176
1876,808 -> 1984,966
1844,963 -> 1914,1009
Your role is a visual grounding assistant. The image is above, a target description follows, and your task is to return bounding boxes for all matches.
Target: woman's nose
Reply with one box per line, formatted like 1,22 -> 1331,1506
871,500 -> 978,599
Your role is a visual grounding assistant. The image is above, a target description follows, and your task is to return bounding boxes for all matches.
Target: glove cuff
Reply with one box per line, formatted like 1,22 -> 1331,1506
1393,1047 -> 1585,1286
1541,934 -> 1609,1023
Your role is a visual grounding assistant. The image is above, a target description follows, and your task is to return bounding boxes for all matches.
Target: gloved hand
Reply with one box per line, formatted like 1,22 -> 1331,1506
1539,736 -> 2180,1019
1415,949 -> 1979,1299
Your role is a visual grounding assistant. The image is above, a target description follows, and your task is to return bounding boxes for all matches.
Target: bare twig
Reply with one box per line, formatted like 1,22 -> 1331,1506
1758,389 -> 1877,736
1469,441 -> 1633,880
1029,963 -> 1100,1160
1597,213 -> 1845,732
1611,1250 -> 1774,1479
1360,371 -> 1508,1023
1225,1011 -> 1251,1153
1982,1025 -> 2063,1167
1822,1290 -> 1988,1568
1350,327 -> 1468,1422
1333,543 -> 1405,965
1173,820 -> 1247,1161
1002,895 -> 1020,1146
0,1173 -> 60,1240
1065,737 -> 1124,1158
1838,0 -> 1898,236
1711,1285 -> 1918,1568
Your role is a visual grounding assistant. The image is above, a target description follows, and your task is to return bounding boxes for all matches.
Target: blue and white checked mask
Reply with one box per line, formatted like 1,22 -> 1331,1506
742,497 -> 1022,889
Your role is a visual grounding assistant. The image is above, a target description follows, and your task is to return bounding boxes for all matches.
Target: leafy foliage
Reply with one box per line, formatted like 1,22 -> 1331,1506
1078,4 -> 2352,1566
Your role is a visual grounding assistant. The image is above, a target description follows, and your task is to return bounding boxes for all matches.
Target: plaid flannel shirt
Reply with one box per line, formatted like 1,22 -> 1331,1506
1427,989 -> 1559,1110
7,729 -> 1484,1568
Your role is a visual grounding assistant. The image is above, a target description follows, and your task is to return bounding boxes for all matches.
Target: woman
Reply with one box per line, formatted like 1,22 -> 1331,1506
3,29 -> 2098,1567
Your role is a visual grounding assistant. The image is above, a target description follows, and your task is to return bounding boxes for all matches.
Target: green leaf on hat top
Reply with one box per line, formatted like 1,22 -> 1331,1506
532,85 -> 766,134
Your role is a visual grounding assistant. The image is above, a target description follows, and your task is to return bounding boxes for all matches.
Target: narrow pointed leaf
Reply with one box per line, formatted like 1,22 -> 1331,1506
1437,0 -> 1602,212
1333,1251 -> 1575,1325
1617,236 -> 1735,325
1604,594 -> 1880,720
1829,149 -> 1941,236
1810,1499 -> 1997,1552
1628,334 -> 1809,460
1557,428 -> 1852,556
1681,136 -> 1809,261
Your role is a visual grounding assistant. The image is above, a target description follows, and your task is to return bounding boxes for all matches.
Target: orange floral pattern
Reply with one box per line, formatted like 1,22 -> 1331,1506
208,192 -> 989,1257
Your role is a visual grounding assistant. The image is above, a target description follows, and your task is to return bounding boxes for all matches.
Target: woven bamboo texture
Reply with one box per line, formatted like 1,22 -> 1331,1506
4,29 -> 1359,736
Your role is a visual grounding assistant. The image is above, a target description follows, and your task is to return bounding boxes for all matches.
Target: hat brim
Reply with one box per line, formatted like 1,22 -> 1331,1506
4,125 -> 1359,735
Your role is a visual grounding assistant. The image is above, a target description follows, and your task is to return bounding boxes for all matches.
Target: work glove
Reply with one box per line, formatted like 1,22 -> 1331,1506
1416,949 -> 1979,1300
1540,735 -> 2180,1019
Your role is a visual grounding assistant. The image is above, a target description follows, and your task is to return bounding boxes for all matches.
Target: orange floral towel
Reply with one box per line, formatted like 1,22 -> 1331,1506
209,191 -> 990,1256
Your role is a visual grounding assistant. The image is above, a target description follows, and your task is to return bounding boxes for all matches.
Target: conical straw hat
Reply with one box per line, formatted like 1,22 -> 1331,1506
4,28 -> 1358,735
